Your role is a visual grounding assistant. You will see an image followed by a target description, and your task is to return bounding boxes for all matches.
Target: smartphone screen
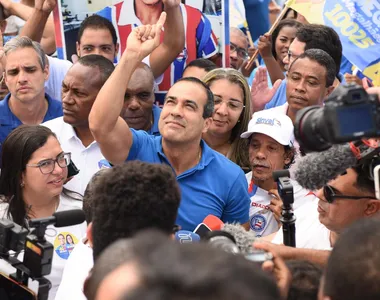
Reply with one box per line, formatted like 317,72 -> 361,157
67,160 -> 80,178
193,223 -> 211,238
0,272 -> 36,300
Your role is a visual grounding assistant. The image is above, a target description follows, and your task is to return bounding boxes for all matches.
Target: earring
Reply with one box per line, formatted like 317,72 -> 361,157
20,182 -> 25,188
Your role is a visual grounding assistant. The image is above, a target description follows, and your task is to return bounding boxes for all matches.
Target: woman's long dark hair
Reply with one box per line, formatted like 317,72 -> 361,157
0,125 -> 57,225
271,19 -> 303,60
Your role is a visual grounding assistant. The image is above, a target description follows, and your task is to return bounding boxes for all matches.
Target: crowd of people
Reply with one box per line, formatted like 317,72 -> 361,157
0,0 -> 379,299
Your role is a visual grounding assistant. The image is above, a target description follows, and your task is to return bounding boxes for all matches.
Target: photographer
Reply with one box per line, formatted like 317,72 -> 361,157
240,110 -> 317,237
0,125 -> 86,300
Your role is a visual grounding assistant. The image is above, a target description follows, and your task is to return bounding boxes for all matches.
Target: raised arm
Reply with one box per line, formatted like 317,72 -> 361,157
89,13 -> 166,165
18,0 -> 57,54
258,33 -> 285,84
149,0 -> 185,79
1,0 -> 56,54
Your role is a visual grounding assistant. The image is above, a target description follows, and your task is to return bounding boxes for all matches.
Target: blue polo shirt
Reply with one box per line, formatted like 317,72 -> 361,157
146,104 -> 161,136
0,93 -> 63,146
127,129 -> 250,231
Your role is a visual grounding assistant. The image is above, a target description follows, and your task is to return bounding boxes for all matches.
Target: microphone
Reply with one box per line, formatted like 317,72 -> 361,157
175,230 -> 200,244
29,209 -> 86,228
203,215 -> 224,230
294,144 -> 358,191
221,223 -> 257,254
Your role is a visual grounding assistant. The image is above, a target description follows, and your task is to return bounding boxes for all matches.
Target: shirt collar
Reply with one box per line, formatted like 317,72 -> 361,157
0,93 -> 17,126
156,138 -> 215,170
147,105 -> 161,135
60,120 -> 78,141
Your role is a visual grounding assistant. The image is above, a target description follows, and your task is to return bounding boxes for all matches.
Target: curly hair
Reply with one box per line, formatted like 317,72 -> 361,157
91,161 -> 181,260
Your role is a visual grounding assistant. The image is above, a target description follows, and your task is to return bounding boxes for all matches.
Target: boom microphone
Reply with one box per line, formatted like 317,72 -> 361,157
294,144 -> 358,191
29,209 -> 86,228
221,223 -> 257,254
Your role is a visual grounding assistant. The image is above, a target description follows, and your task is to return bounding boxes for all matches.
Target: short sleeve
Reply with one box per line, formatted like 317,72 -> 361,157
221,169 -> 250,224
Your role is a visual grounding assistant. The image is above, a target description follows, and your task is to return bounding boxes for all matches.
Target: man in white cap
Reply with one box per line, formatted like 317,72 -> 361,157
241,110 -> 317,237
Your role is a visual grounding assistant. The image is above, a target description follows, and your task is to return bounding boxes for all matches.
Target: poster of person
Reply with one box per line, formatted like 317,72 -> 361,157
53,0 -> 229,102
54,231 -> 79,260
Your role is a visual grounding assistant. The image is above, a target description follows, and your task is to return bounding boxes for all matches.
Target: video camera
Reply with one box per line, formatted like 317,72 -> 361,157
0,210 -> 85,300
295,84 -> 380,152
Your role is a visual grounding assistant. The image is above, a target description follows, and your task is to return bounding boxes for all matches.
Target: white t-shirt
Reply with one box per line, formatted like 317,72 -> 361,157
246,171 -> 318,237
42,117 -> 111,196
0,195 -> 86,300
272,198 -> 332,250
45,56 -> 73,101
55,238 -> 93,300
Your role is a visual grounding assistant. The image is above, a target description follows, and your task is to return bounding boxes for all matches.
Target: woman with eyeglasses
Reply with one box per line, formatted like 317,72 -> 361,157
0,125 -> 86,300
202,68 -> 251,172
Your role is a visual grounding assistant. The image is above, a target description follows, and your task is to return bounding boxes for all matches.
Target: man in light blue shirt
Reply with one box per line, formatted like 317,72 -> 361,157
252,24 -> 343,111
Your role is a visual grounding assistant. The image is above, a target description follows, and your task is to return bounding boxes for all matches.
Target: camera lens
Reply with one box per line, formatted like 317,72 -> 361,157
294,106 -> 332,152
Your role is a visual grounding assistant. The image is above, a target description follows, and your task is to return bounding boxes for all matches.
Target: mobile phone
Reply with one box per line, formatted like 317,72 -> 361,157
0,272 -> 37,300
245,249 -> 273,265
193,223 -> 211,238
374,165 -> 380,200
67,160 -> 80,178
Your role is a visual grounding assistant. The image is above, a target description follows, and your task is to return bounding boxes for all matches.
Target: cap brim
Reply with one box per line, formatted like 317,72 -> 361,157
240,131 -> 253,139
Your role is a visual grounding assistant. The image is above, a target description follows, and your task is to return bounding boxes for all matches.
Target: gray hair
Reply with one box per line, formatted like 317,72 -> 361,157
4,36 -> 47,70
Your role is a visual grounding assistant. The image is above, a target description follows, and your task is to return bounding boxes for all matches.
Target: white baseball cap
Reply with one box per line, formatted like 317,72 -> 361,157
240,110 -> 295,146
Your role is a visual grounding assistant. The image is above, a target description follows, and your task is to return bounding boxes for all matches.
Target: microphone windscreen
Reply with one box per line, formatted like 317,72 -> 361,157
294,144 -> 358,191
175,230 -> 200,244
222,223 -> 257,254
53,210 -> 86,227
203,215 -> 224,231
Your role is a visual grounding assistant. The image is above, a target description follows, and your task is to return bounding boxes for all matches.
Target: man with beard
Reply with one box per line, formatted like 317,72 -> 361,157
241,110 -> 317,237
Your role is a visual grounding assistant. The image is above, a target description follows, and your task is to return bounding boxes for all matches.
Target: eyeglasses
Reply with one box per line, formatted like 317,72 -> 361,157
230,43 -> 248,60
323,185 -> 375,204
214,98 -> 245,111
26,152 -> 71,174
287,50 -> 300,62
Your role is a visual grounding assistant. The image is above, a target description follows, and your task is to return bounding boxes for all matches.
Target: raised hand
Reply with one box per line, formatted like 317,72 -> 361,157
34,0 -> 57,13
126,12 -> 166,61
268,189 -> 283,228
258,33 -> 273,59
162,0 -> 181,9
0,0 -> 13,18
251,67 -> 282,112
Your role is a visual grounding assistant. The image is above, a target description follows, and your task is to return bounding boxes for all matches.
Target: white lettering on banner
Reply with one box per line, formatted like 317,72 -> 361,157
324,3 -> 377,47
358,0 -> 380,19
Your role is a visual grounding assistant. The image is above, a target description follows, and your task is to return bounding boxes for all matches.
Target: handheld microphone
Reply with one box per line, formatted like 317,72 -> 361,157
29,209 -> 86,228
175,230 -> 200,244
203,215 -> 224,231
294,144 -> 358,191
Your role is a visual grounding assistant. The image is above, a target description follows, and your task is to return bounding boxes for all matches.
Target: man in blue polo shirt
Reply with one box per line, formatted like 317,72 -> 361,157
89,16 -> 250,231
0,36 -> 62,148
